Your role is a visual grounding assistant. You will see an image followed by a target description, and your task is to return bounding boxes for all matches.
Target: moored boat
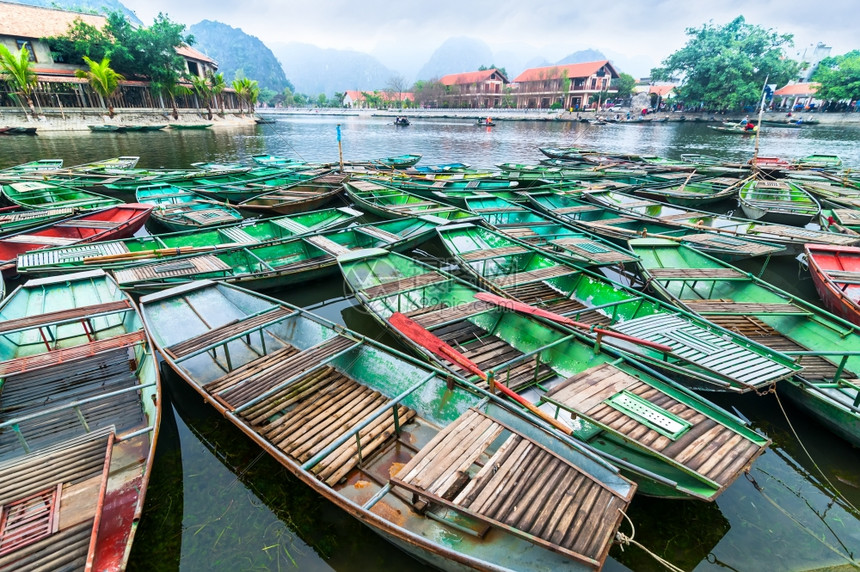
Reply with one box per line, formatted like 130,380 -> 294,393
345,179 -> 479,222
139,278 -> 636,571
630,237 -> 860,447
236,172 -> 348,215
136,184 -> 244,232
805,243 -> 860,326
738,180 -> 820,226
0,204 -> 152,275
1,180 -> 122,211
0,269 -> 159,570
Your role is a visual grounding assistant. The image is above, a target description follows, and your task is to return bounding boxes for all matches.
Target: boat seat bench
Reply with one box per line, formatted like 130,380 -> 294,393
361,272 -> 446,299
460,246 -> 529,261
390,408 -> 627,567
0,331 -> 145,378
0,300 -> 132,336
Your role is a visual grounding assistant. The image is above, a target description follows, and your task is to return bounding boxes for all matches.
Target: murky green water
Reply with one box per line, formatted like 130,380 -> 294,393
4,117 -> 860,571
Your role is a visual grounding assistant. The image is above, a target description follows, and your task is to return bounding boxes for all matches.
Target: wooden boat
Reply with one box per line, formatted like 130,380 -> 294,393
250,154 -> 307,168
0,207 -> 78,237
70,156 -> 141,172
139,279 -> 636,571
15,206 -> 363,275
345,179 -> 479,222
169,167 -> 322,201
436,223 -> 799,392
577,188 -> 858,255
634,176 -> 746,206
338,248 -> 772,500
406,162 -> 472,173
0,269 -> 159,570
538,147 -> 594,161
136,184 -> 244,232
1,180 -> 122,211
708,124 -> 757,135
526,191 -> 787,260
792,154 -> 843,170
0,159 -> 63,174
254,116 -> 276,124
797,179 -> 860,210
820,208 -> 860,235
0,127 -> 37,135
0,204 -> 152,275
375,154 -> 422,169
88,124 -> 121,132
236,173 -> 348,215
463,195 -> 639,266
393,117 -> 410,126
476,118 -> 495,126
738,180 -> 820,226
105,217 -> 442,292
140,124 -> 167,131
805,244 -> 860,326
169,123 -> 212,129
630,237 -> 860,447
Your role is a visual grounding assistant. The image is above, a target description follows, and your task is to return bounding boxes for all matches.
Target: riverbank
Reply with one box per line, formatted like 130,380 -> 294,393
0,109 -> 258,131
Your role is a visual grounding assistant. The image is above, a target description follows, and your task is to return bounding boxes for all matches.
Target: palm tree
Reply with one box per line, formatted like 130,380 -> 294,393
152,79 -> 188,120
75,56 -> 124,118
0,45 -> 38,117
231,78 -> 259,115
231,78 -> 248,114
190,75 -> 213,120
209,72 -> 226,115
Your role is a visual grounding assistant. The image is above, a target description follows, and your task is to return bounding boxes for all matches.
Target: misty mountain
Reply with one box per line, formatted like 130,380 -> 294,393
556,49 -> 608,65
270,43 -> 396,97
189,20 -> 291,93
415,37 -> 495,81
7,0 -> 141,24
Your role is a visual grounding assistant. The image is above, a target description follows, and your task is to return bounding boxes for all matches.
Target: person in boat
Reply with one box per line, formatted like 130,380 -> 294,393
744,120 -> 756,131
739,114 -> 750,126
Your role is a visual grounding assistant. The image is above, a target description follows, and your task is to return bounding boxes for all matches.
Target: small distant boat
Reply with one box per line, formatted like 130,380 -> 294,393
88,124 -> 122,132
169,123 -> 212,130
0,204 -> 152,275
393,116 -> 410,126
738,179 -> 820,226
254,116 -> 276,124
805,244 -> 860,326
0,126 -> 37,135
709,124 -> 757,135
136,184 -> 243,232
375,154 -> 422,169
250,154 -> 306,168
476,118 -> 496,126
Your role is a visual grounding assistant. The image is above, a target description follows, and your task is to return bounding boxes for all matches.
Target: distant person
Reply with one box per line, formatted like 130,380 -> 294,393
744,120 -> 756,131
626,111 -> 631,120
740,115 -> 750,126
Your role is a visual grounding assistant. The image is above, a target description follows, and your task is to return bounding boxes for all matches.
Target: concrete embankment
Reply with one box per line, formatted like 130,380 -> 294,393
0,109 -> 257,131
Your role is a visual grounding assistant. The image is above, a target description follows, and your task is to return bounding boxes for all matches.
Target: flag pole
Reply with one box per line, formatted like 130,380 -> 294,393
752,75 -> 769,171
336,124 -> 343,173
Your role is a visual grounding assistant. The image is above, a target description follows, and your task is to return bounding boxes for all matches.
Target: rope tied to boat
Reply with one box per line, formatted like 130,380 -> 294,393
614,509 -> 686,572
754,383 -> 777,397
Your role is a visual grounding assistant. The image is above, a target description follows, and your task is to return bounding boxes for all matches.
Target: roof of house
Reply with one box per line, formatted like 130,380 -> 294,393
440,69 -> 508,86
513,60 -> 618,83
774,82 -> 820,96
176,45 -> 217,65
344,90 -> 366,101
0,1 -> 106,38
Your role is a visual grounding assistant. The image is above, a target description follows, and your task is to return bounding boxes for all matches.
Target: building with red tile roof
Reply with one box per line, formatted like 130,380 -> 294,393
342,89 -> 414,108
512,60 -> 620,110
438,69 -> 509,108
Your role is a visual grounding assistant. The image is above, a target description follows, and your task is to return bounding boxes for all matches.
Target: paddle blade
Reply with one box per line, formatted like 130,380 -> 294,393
388,312 -> 487,380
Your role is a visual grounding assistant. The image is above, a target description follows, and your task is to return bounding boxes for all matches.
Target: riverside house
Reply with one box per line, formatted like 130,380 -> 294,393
438,69 -> 510,108
0,1 -> 234,115
512,60 -> 620,110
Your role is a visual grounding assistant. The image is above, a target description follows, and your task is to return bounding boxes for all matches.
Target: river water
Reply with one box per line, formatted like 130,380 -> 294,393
3,116 -> 860,571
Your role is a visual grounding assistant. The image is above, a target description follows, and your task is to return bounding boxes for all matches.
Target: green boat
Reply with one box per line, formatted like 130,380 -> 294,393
579,188 -> 858,255
251,154 -> 307,168
738,180 -> 820,226
538,147 -> 594,161
15,207 -> 363,275
796,179 -> 860,211
375,153 -> 422,169
139,279 -> 635,571
634,176 -> 747,206
0,159 -> 63,173
169,123 -> 212,129
178,167 -> 328,202
436,223 -> 800,392
792,154 -> 843,170
106,217 -> 442,292
0,180 -> 122,211
463,195 -> 639,266
0,269 -> 159,570
236,172 -> 348,215
630,237 -> 860,447
345,179 -> 480,222
136,184 -> 244,232
527,191 -> 787,260
337,248 -> 771,500
69,156 -> 141,171
820,208 -> 860,235
0,207 -> 78,237
88,124 -> 121,132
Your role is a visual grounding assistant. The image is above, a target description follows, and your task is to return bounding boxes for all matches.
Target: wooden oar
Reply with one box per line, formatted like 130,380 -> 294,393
473,292 -> 674,354
388,312 -> 573,435
83,243 -> 243,264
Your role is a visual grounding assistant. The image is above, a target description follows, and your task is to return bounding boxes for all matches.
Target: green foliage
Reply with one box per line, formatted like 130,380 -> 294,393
292,92 -> 308,106
477,64 -> 508,78
45,18 -> 112,64
232,77 -> 259,112
812,50 -> 860,102
75,55 -> 123,116
191,74 -> 214,118
316,93 -> 327,107
0,45 -> 38,113
612,73 -> 637,100
651,16 -> 798,110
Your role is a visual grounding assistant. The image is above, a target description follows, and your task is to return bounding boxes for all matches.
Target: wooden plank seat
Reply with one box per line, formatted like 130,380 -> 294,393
543,364 -> 764,487
391,408 -> 627,568
0,300 -> 131,336
218,227 -> 259,244
590,217 -> 637,226
680,234 -> 779,256
305,235 -> 350,256
207,336 -> 357,408
549,238 -> 637,264
500,228 -> 538,238
238,365 -> 414,486
0,331 -> 145,378
114,255 -> 232,284
501,282 -> 607,323
181,209 -> 239,225
682,299 -> 809,315
825,270 -> 860,284
460,245 -> 529,261
492,265 -> 574,288
361,272 -> 445,299
552,205 -> 602,215
53,220 -> 118,229
407,300 -> 496,329
356,225 -> 401,242
647,267 -> 747,280
1,235 -> 78,246
164,306 -> 294,359
388,201 -> 436,209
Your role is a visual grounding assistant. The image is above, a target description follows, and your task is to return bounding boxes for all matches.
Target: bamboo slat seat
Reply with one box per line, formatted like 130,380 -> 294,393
408,300 -> 496,328
2,235 -> 78,246
0,331 -> 145,377
492,265 -> 574,288
460,246 -> 529,261
53,220 -> 118,229
544,364 -> 765,487
648,267 -> 746,280
391,408 -> 627,568
239,366 -> 414,486
114,255 -> 232,284
549,238 -> 638,263
304,235 -> 350,256
356,225 -> 401,242
181,209 -> 239,225
682,299 -> 809,315
361,272 -> 445,299
0,300 -> 131,335
679,234 -> 780,256
825,270 -> 860,284
164,306 -> 294,359
552,205 -> 602,214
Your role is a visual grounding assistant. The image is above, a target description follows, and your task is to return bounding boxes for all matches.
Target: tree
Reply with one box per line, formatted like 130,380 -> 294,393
612,73 -> 637,102
209,72 -> 227,114
232,77 -> 259,114
75,56 -> 124,117
478,64 -> 508,78
651,16 -> 798,110
333,92 -> 345,108
190,75 -> 213,119
812,50 -> 860,104
0,45 -> 38,116
386,74 -> 407,108
316,93 -> 328,107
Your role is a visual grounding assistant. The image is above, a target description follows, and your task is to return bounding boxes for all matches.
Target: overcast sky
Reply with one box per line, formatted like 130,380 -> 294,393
119,0 -> 856,79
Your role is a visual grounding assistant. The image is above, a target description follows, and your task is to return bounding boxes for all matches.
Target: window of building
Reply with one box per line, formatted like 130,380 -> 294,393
16,40 -> 36,63
187,61 -> 200,76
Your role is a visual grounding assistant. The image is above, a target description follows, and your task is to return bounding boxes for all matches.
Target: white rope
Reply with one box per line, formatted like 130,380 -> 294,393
615,508 -> 686,572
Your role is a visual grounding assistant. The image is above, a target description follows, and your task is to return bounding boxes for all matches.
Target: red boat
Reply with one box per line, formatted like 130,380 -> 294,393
805,243 -> 860,326
0,204 -> 152,275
